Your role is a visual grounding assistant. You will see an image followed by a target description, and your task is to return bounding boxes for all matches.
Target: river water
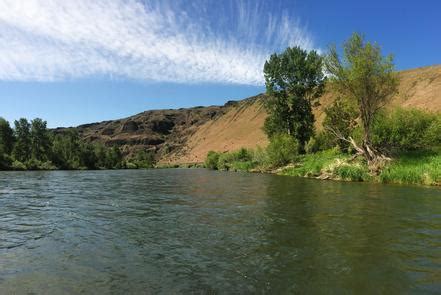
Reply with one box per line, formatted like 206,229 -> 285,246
0,169 -> 440,294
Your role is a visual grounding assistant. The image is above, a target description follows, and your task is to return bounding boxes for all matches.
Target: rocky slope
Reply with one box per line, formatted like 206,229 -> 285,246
65,65 -> 441,164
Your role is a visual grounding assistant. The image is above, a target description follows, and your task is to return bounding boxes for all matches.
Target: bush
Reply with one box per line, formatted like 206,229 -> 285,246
206,148 -> 255,171
306,131 -> 335,154
424,116 -> 441,146
266,134 -> 298,167
125,162 -> 138,169
205,151 -> 220,170
132,149 -> 155,169
0,151 -> 12,170
372,108 -> 438,152
11,160 -> 26,171
39,161 -> 57,170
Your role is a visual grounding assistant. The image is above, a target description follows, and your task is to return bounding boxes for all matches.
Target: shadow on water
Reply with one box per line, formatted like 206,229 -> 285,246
0,169 -> 439,294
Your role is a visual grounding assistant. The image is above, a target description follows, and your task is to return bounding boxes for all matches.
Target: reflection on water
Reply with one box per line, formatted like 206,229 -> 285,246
0,169 -> 440,293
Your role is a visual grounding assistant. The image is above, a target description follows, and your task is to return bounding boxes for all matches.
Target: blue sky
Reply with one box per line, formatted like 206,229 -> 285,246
0,0 -> 440,127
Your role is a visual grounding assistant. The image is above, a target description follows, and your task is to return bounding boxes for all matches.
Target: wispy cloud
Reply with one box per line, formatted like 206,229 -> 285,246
0,0 -> 315,85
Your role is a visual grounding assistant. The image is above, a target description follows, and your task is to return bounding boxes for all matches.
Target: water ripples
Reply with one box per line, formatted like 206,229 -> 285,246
0,169 -> 440,293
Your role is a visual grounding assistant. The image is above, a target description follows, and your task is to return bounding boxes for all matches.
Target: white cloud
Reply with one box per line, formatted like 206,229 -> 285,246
0,0 -> 315,85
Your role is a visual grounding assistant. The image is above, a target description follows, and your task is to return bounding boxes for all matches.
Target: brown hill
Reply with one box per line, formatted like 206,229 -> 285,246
70,65 -> 441,164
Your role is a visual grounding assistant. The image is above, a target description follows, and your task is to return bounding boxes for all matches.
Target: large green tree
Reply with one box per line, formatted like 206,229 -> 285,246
263,46 -> 325,153
325,33 -> 399,167
0,117 -> 15,155
13,118 -> 32,162
30,118 -> 51,161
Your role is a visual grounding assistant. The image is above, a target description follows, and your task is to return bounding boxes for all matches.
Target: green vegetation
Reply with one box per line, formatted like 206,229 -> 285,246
205,32 -> 440,186
325,32 -> 399,167
372,108 -> 441,152
265,133 -> 298,167
263,46 -> 325,153
379,151 -> 441,186
0,117 -> 157,171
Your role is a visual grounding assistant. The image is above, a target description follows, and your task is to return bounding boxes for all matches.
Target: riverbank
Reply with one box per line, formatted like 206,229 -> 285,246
203,148 -> 441,187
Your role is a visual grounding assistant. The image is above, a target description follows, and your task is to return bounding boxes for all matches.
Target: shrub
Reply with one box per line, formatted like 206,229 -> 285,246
39,161 -> 57,170
0,152 -> 12,170
205,151 -> 220,170
211,148 -> 255,171
132,149 -> 155,168
125,162 -> 138,169
266,134 -> 298,167
11,160 -> 26,171
424,116 -> 441,146
306,131 -> 335,154
372,108 -> 438,152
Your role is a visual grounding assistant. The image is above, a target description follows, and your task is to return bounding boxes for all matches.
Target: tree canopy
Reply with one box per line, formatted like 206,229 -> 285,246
325,33 -> 399,167
263,46 -> 325,153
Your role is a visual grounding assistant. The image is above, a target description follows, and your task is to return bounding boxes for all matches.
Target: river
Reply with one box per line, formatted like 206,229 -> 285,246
0,169 -> 440,294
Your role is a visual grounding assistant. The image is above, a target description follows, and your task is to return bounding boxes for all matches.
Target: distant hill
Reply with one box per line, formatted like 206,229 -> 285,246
64,64 -> 441,164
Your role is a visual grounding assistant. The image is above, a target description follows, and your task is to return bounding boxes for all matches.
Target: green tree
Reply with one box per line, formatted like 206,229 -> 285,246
30,118 -> 51,161
94,143 -> 108,168
13,118 -> 32,162
323,98 -> 358,152
205,151 -> 220,170
133,149 -> 155,168
106,146 -> 123,169
0,117 -> 15,155
79,143 -> 98,169
325,33 -> 399,167
51,130 -> 81,169
263,46 -> 325,153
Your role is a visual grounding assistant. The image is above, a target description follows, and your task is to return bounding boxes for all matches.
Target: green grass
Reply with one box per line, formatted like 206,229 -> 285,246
379,151 -> 441,185
204,147 -> 441,186
334,164 -> 370,182
281,149 -> 347,177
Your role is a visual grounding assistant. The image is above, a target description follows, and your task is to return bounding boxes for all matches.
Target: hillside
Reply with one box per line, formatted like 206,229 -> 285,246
69,65 -> 441,164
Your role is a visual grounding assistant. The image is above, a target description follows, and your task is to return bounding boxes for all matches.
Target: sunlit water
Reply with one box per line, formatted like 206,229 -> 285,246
0,169 -> 440,294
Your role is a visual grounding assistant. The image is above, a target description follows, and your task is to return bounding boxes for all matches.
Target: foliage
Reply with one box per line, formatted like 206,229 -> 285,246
379,151 -> 441,185
13,118 -> 32,163
0,117 -> 126,171
372,108 -> 440,152
424,116 -> 441,146
263,46 -> 325,153
217,148 -> 254,171
205,151 -> 220,170
306,131 -> 336,154
266,133 -> 299,167
11,160 -> 27,171
334,164 -> 370,182
205,148 -> 255,171
325,32 -> 399,163
0,147 -> 12,170
323,98 -> 358,152
282,148 -> 344,177
30,118 -> 51,161
131,149 -> 156,168
0,117 -> 15,155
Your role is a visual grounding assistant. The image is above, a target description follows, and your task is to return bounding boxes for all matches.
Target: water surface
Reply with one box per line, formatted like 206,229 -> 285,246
0,169 -> 440,294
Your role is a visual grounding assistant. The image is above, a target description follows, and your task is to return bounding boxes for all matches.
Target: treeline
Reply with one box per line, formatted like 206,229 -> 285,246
205,32 -> 441,185
0,118 -> 155,171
